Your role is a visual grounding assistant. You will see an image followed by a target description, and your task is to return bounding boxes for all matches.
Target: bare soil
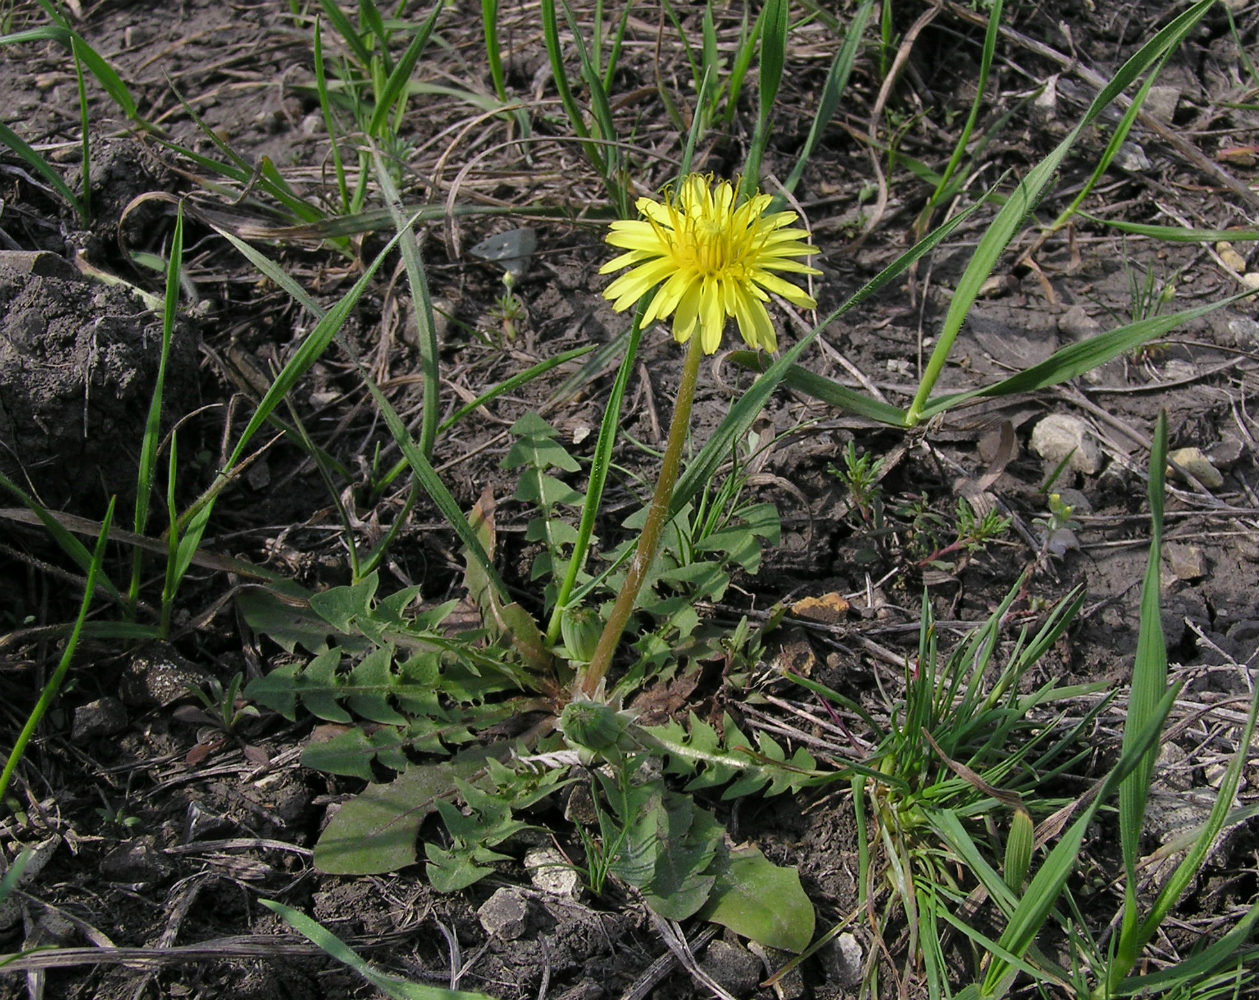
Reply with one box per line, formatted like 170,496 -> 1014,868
1,1 -> 1257,998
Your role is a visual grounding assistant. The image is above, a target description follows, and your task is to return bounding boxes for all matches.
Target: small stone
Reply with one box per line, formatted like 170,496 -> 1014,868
1155,743 -> 1193,793
1030,414 -> 1103,476
1216,241 -> 1247,275
1167,447 -> 1224,490
1057,304 -> 1101,341
1235,535 -> 1259,563
1165,543 -> 1208,582
71,697 -> 128,740
1159,359 -> 1197,383
1207,435 -> 1245,470
525,846 -> 578,898
1144,85 -> 1180,123
978,274 -> 1014,298
563,783 -> 598,825
1115,141 -> 1151,173
748,943 -> 805,1000
1242,272 -> 1259,291
120,645 -> 213,707
477,887 -> 528,940
1054,487 -> 1092,515
820,932 -> 863,987
700,940 -> 762,998
1225,314 -> 1259,347
0,250 -> 78,279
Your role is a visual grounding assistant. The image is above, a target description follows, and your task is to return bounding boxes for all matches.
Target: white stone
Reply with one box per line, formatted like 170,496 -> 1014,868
822,932 -> 864,987
1165,543 -> 1208,581
1144,85 -> 1180,123
1030,414 -> 1103,475
477,887 -> 529,940
524,846 -> 579,898
1058,304 -> 1101,341
1168,447 -> 1224,490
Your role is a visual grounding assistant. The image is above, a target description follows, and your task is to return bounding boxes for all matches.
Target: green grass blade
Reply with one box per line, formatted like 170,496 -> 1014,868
358,0 -> 391,73
599,3 -> 632,95
926,809 -> 1020,915
936,906 -> 1045,986
546,301 -> 646,644
1077,215 -> 1259,242
130,204 -> 182,613
160,432 -> 179,637
722,4 -> 757,126
0,120 -> 85,218
313,18 -> 352,213
727,353 -> 908,425
905,0 -> 1215,425
852,775 -> 871,911
554,0 -> 624,212
481,0 -> 506,101
377,344 -> 598,493
367,1 -> 440,137
1110,898 -> 1259,996
439,347 -> 594,435
357,373 -> 507,604
678,63 -> 717,180
782,0 -> 872,199
744,0 -> 787,185
1142,697 -> 1259,938
1003,807 -> 1034,892
1048,51 -> 1168,232
917,293 -> 1250,420
700,1 -> 718,117
211,227 -> 326,317
540,0 -> 604,178
0,471 -> 119,602
318,0 -> 372,69
260,899 -> 495,1000
70,36 -> 91,221
173,222 -> 409,579
1104,646 -> 1259,993
0,498 -> 115,809
162,82 -> 327,225
373,146 -> 440,457
919,0 -> 1001,222
0,849 -> 31,906
658,0 -> 701,127
977,684 -> 1180,998
1112,411 -> 1169,972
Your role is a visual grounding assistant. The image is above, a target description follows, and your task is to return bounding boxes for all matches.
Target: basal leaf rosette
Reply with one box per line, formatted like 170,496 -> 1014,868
600,174 -> 820,354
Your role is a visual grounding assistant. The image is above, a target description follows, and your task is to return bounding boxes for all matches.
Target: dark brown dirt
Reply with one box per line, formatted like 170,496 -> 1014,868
1,1 -> 1257,998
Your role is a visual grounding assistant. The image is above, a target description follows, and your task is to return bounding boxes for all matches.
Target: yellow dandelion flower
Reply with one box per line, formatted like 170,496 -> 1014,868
599,174 -> 820,354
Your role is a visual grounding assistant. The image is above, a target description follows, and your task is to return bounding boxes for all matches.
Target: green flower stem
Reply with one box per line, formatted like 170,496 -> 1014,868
577,333 -> 704,698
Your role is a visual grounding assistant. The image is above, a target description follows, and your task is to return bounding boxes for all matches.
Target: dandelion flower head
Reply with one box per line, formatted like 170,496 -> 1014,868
600,174 -> 820,354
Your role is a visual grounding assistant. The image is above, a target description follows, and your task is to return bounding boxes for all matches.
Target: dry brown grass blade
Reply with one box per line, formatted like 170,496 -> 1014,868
860,6 -> 942,241
0,508 -> 277,580
0,936 -> 325,973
